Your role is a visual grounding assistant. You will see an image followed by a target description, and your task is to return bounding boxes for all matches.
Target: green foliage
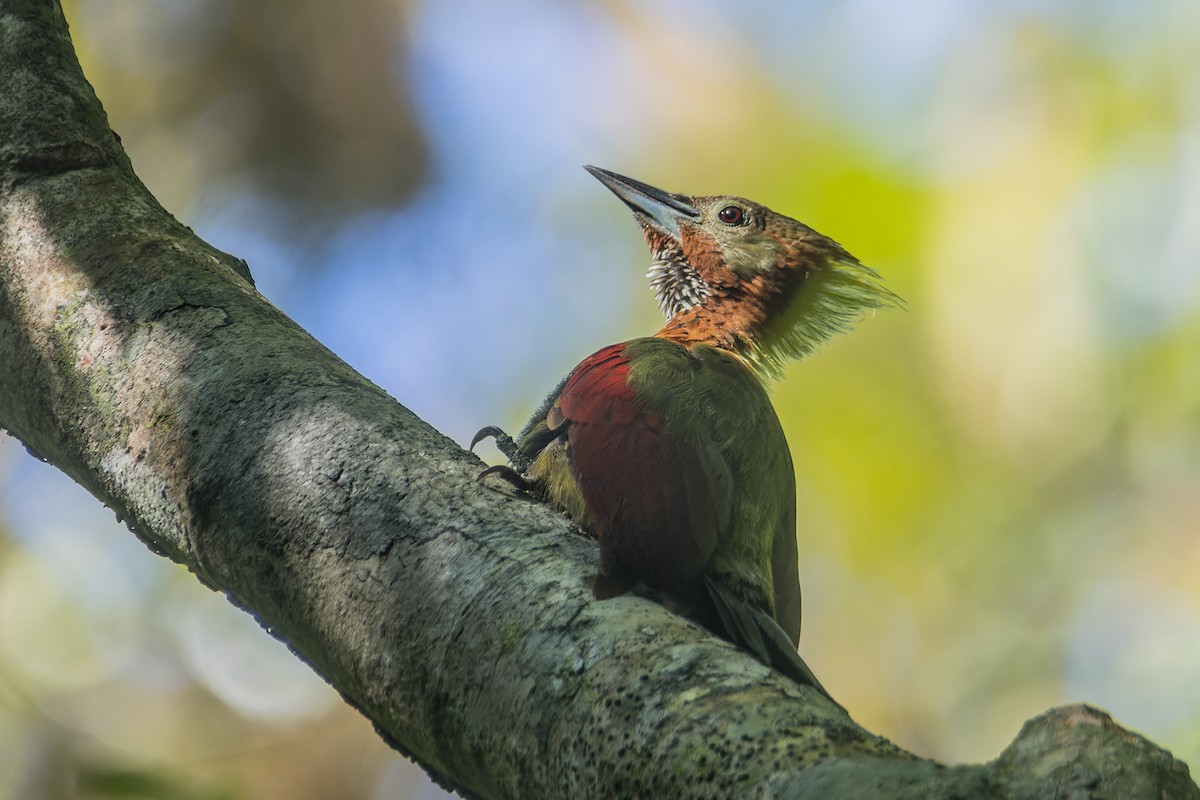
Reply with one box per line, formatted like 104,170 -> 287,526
79,765 -> 236,800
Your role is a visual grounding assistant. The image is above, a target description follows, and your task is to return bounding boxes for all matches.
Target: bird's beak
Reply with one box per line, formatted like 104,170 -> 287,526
585,165 -> 698,240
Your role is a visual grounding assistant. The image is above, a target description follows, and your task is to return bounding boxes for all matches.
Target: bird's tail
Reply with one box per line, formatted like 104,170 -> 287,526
702,574 -> 845,714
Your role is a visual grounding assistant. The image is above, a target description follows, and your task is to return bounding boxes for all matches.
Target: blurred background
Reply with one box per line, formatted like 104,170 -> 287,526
2,0 -> 1199,797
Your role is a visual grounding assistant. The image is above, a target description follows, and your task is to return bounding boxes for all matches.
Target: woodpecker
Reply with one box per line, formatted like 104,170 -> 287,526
474,166 -> 899,707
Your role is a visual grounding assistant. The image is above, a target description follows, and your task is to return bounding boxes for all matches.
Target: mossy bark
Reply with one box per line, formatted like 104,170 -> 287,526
0,2 -> 1196,798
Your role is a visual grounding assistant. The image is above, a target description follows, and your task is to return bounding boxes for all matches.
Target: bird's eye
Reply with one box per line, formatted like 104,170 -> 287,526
717,205 -> 745,225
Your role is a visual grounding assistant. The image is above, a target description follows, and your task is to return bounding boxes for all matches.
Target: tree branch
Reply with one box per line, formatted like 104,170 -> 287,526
0,2 -> 1195,797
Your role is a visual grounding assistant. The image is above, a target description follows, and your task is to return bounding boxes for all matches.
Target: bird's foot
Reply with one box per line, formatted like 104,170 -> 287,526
468,424 -> 530,470
470,425 -> 504,450
476,463 -> 534,492
472,426 -> 536,490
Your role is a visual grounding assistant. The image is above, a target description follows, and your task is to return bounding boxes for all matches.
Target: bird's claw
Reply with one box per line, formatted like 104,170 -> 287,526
470,425 -> 505,451
471,424 -> 524,463
472,423 -> 537,477
477,463 -> 534,492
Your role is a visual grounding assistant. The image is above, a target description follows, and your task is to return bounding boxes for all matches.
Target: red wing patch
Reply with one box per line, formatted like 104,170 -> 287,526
553,343 -> 722,608
556,344 -> 641,427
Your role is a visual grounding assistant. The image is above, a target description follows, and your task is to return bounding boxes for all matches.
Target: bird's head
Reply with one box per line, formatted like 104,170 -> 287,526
586,165 -> 900,377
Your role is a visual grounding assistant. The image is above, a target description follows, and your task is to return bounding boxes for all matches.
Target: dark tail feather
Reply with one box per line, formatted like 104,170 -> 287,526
703,575 -> 845,713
